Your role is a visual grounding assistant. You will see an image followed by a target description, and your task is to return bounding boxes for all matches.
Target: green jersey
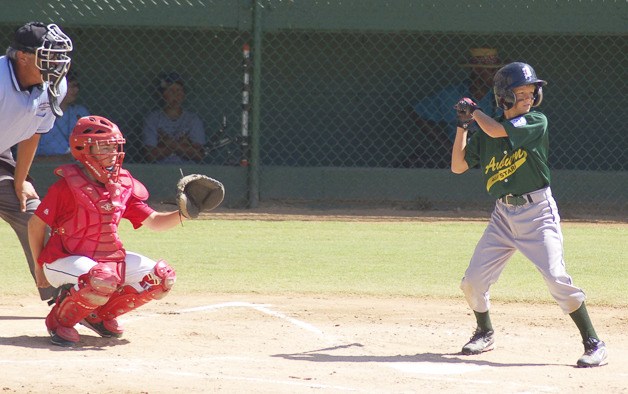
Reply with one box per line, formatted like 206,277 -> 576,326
464,111 -> 551,198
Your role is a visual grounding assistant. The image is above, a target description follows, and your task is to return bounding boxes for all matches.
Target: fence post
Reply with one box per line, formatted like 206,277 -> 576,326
247,0 -> 263,208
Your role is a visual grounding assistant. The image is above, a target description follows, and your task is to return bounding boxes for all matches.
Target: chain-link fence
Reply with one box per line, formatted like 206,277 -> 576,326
259,31 -> 627,171
31,25 -> 249,167
2,1 -> 626,217
18,27 -> 627,170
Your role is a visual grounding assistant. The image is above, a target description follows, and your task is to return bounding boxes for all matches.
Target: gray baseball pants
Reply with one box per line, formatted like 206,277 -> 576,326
460,187 -> 586,315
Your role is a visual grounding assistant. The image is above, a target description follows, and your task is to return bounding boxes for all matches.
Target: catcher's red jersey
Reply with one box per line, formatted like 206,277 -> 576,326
35,165 -> 154,265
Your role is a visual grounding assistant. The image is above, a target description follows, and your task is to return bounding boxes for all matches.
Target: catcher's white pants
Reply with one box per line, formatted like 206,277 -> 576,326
460,187 -> 587,315
44,251 -> 157,292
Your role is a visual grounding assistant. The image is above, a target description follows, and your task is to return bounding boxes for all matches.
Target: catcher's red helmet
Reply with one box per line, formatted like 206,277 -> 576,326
70,116 -> 126,184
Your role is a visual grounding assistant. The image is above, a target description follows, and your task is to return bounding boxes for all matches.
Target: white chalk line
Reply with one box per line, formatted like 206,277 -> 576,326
178,301 -> 327,337
169,302 -> 561,392
2,301 -> 540,391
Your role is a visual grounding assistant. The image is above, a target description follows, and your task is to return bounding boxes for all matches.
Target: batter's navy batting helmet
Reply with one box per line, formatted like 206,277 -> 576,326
493,62 -> 547,110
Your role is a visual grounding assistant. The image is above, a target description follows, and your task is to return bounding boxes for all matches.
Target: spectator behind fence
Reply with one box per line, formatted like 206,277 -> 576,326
402,48 -> 504,168
142,72 -> 206,164
35,69 -> 89,162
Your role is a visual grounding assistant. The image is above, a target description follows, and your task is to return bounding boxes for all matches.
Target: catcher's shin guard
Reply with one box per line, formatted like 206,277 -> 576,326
46,264 -> 121,343
95,260 -> 176,322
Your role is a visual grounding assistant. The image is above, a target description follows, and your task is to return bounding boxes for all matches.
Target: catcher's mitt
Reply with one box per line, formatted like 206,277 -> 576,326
176,174 -> 225,219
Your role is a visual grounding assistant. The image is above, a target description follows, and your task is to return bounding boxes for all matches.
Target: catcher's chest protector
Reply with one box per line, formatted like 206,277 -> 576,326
54,165 -> 135,262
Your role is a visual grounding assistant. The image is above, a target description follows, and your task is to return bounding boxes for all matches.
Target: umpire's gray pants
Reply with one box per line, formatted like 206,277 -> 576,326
0,168 -> 56,301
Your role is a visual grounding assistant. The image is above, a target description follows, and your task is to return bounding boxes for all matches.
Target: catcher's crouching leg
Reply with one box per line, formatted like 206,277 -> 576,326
83,260 -> 176,338
46,264 -> 121,346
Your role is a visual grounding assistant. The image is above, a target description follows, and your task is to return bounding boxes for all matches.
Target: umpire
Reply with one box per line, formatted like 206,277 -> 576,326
0,22 -> 73,301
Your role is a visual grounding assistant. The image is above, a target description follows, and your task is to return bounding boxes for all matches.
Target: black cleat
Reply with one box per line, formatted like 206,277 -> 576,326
50,332 -> 76,347
80,319 -> 123,338
48,326 -> 79,347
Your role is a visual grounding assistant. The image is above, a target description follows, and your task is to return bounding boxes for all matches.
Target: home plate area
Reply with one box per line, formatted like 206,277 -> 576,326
1,294 -> 626,393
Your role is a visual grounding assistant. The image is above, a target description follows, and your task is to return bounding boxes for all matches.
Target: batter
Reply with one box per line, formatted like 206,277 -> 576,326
451,62 -> 607,367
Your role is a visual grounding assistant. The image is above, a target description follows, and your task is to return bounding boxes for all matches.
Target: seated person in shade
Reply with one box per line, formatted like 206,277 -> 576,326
142,72 -> 206,164
404,48 -> 504,168
35,69 -> 89,162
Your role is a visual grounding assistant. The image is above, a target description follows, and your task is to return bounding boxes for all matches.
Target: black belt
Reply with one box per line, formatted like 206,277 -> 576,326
499,194 -> 534,206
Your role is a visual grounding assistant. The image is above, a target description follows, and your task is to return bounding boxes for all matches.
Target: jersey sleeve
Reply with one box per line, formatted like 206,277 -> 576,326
502,112 -> 548,150
123,196 -> 155,229
36,111 -> 57,134
463,132 -> 481,169
34,179 -> 72,227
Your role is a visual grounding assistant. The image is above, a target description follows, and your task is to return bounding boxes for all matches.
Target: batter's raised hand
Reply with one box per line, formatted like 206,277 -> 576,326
454,97 -> 481,130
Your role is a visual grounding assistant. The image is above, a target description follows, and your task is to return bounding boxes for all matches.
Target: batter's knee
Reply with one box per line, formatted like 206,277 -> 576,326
460,275 -> 490,312
460,275 -> 474,295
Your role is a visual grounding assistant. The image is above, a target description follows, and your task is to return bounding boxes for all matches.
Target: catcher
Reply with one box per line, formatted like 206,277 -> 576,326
28,115 -> 224,347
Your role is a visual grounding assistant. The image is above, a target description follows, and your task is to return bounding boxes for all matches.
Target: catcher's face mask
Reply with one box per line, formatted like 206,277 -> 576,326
90,142 -> 123,171
34,24 -> 73,97
29,25 -> 72,118
11,22 -> 73,117
35,25 -> 72,117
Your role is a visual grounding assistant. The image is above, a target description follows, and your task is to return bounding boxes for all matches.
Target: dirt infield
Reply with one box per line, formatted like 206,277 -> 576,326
1,294 -> 626,393
2,207 -> 625,392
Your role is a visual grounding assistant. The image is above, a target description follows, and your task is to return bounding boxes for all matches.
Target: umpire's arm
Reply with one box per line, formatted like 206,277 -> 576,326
27,214 -> 51,288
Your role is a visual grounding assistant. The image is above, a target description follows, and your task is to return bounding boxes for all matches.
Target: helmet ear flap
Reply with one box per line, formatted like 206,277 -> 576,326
532,85 -> 543,107
500,90 -> 516,110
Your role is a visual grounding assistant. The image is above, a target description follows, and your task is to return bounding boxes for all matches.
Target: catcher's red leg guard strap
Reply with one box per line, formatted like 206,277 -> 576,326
145,260 -> 176,299
53,263 -> 121,328
96,260 -> 176,321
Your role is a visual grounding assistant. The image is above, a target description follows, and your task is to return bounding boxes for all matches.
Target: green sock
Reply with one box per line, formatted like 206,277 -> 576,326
474,310 -> 493,332
569,302 -> 598,342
